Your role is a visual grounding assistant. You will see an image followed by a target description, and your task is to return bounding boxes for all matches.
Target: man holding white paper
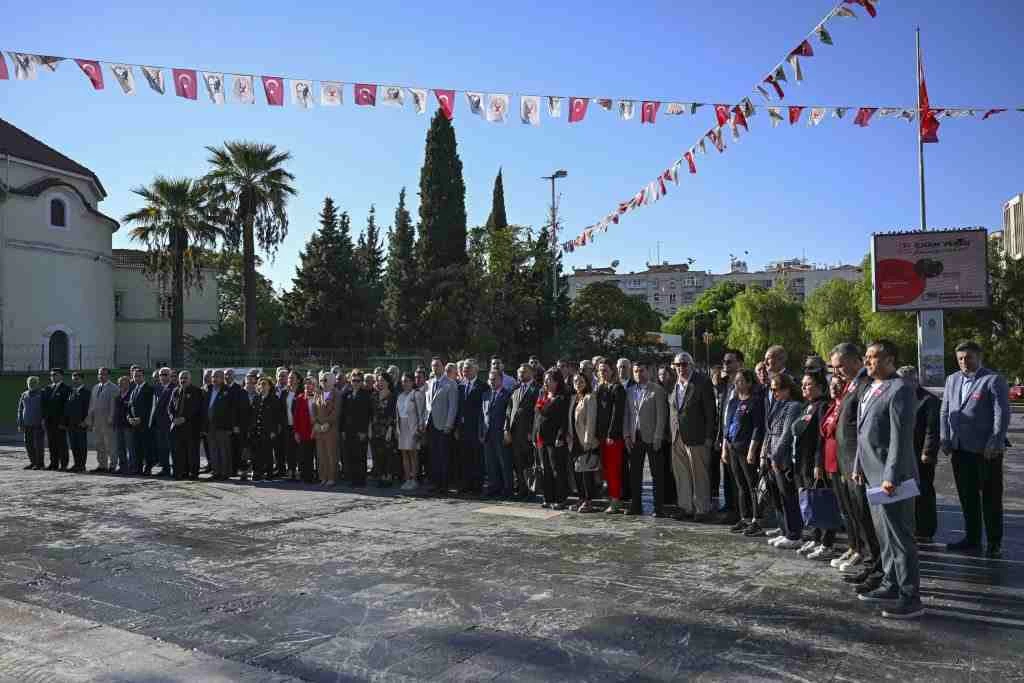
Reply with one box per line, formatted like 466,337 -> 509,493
853,340 -> 922,620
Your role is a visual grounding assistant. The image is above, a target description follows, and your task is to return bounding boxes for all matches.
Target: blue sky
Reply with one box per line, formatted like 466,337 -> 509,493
3,0 -> 1022,290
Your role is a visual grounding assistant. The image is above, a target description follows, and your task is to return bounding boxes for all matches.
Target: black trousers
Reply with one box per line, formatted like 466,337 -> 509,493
280,426 -> 296,474
457,437 -> 483,492
511,438 -> 535,496
539,444 -> 569,504
230,432 -> 242,473
952,450 -> 1003,545
297,439 -> 316,483
840,476 -> 881,573
68,429 -> 88,469
621,452 -> 632,502
628,435 -> 665,514
344,433 -> 368,485
773,467 -> 804,541
45,421 -> 68,468
728,441 -> 759,520
172,430 -> 200,478
253,435 -> 275,477
915,457 -> 938,539
661,441 -> 677,507
23,426 -> 45,467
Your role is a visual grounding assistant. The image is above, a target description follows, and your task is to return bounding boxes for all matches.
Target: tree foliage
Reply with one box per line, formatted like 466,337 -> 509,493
662,280 -> 746,363
727,284 -> 810,365
570,282 -> 664,360
804,278 -> 863,359
382,188 -> 419,350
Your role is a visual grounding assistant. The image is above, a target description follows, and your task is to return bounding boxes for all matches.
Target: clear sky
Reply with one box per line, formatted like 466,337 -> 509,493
3,0 -> 1022,290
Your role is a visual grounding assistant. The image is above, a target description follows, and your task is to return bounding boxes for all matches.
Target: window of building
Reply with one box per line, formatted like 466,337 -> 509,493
49,198 -> 67,228
669,293 -> 677,304
114,292 -> 125,319
683,276 -> 697,287
158,294 -> 174,319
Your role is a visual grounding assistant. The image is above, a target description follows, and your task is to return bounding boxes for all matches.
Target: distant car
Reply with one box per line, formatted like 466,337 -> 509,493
1011,385 -> 1024,401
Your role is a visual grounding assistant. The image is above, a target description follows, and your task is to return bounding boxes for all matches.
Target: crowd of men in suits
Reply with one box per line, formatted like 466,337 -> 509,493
14,340 -> 1012,620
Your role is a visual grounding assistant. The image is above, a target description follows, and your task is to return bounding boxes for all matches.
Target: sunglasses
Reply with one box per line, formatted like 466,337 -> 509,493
672,362 -> 689,367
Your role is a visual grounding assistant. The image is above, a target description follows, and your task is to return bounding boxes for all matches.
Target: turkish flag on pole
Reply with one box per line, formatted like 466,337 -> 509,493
75,59 -> 104,89
354,84 -> 377,106
172,69 -> 198,100
918,56 -> 940,143
641,101 -> 660,124
568,97 -> 588,123
434,89 -> 455,119
262,76 -> 285,105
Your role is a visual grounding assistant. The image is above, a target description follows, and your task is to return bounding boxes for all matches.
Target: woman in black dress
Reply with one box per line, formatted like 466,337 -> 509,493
250,377 -> 281,481
534,369 -> 570,510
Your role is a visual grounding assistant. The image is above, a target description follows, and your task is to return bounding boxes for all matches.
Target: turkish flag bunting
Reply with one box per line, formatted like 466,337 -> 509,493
568,97 -> 589,123
434,89 -> 455,119
982,108 -> 1007,120
732,106 -> 749,131
354,84 -> 377,106
75,59 -> 104,89
788,106 -> 804,125
262,76 -> 285,105
791,40 -> 814,58
917,57 -> 939,143
172,68 -> 198,100
715,104 -> 730,127
854,107 -> 877,127
684,151 -> 697,174
0,53 -> 7,80
845,0 -> 877,18
764,76 -> 785,100
641,101 -> 660,124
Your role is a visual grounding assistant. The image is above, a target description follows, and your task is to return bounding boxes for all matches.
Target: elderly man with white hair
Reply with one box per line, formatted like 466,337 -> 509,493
668,351 -> 719,522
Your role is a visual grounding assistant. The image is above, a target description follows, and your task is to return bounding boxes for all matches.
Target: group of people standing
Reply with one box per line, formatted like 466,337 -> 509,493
15,340 -> 1011,620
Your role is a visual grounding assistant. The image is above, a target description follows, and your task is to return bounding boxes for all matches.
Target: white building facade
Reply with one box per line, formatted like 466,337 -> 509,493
0,118 -> 218,371
1001,194 -> 1024,260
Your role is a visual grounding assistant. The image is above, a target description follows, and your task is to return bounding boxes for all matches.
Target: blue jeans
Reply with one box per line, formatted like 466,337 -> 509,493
483,431 -> 513,496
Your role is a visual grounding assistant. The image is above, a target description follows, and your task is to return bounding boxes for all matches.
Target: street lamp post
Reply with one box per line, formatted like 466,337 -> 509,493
541,169 -> 567,300
691,308 -> 719,370
702,331 -> 715,370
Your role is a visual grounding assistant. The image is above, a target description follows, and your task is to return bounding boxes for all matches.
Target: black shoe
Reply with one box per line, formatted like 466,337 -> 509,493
552,503 -> 568,511
844,570 -> 872,585
652,510 -> 667,519
89,467 -> 105,473
692,513 -> 711,524
947,538 -> 981,553
857,586 -> 901,603
882,598 -> 925,620
729,521 -> 749,533
854,578 -> 883,595
46,464 -> 59,470
23,464 -> 35,470
985,544 -> 1002,559
742,522 -> 764,537
671,511 -> 691,522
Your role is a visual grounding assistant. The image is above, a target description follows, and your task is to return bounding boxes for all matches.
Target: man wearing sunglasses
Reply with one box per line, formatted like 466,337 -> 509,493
668,352 -> 718,522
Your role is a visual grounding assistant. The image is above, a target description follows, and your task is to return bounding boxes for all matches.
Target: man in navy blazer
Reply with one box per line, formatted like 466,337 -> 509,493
940,341 -> 1011,558
853,340 -> 922,620
456,360 -> 488,494
127,366 -> 156,475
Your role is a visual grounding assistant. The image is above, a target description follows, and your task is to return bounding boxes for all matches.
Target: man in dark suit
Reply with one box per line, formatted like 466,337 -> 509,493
128,366 -> 156,475
169,371 -> 204,479
152,368 -> 175,477
481,369 -> 513,497
42,368 -> 71,470
829,342 -> 883,588
341,370 -> 374,487
273,366 -> 292,478
853,340 -> 923,620
712,350 -> 744,519
505,364 -> 540,499
223,369 -> 246,475
64,371 -> 91,472
203,370 -> 237,480
456,360 -> 487,494
940,341 -> 1011,558
617,358 -> 636,503
668,353 -> 718,522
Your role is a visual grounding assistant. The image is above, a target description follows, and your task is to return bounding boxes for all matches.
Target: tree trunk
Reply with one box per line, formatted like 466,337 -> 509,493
242,215 -> 258,361
171,227 -> 185,369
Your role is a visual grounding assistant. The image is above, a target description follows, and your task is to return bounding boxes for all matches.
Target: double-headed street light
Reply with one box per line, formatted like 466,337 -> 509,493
692,308 -> 719,370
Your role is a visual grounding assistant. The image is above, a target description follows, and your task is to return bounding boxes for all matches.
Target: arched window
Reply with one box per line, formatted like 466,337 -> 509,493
49,198 -> 66,228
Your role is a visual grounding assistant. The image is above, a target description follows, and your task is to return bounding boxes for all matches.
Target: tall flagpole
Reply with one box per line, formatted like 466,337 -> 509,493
916,28 -> 927,232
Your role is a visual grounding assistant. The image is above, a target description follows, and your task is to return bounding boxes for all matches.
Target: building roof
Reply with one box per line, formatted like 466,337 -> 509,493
0,117 -> 107,197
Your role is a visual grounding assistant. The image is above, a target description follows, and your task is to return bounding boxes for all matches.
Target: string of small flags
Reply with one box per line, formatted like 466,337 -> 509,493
562,0 -> 887,254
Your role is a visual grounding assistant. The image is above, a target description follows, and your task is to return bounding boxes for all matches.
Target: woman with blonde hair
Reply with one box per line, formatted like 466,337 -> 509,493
313,371 -> 340,486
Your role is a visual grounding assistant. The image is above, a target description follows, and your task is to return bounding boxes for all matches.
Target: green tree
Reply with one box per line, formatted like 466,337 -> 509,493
804,278 -> 864,358
417,110 -> 468,271
204,141 -> 296,359
122,176 -> 222,367
355,204 -> 385,347
662,280 -> 746,363
525,226 -> 570,359
727,284 -> 810,365
485,167 -> 508,230
382,188 -> 419,350
570,281 -> 663,359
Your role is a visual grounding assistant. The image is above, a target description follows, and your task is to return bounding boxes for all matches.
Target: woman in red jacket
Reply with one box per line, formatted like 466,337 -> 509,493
292,375 -> 317,484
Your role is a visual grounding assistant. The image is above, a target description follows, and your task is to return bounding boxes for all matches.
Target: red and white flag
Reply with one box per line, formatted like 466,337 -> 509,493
732,106 -> 748,131
684,151 -> 696,174
262,76 -> 284,106
568,97 -> 588,123
354,83 -> 377,106
853,107 -> 877,127
707,128 -> 725,152
791,40 -> 814,58
75,59 -> 103,90
0,53 -> 7,80
641,101 -> 660,124
434,89 -> 455,119
172,68 -> 198,100
715,104 -> 730,127
918,55 -> 940,143
320,81 -> 342,107
764,75 -> 784,100
844,0 -> 877,18
788,106 -> 804,125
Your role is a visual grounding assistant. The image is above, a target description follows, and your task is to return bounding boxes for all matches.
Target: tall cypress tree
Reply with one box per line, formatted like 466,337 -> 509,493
485,167 -> 508,230
354,205 -> 385,347
417,110 -> 468,271
383,188 -> 419,350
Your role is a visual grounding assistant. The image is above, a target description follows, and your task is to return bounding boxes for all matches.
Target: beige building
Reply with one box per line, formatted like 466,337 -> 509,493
1001,194 -> 1024,260
568,257 -> 863,318
0,118 -> 218,371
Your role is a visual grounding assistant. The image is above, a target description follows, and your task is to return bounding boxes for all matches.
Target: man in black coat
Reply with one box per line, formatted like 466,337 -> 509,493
341,371 -> 374,487
152,368 -> 176,477
42,368 -> 72,470
64,371 -> 91,472
897,366 -> 941,542
505,364 -> 540,499
169,371 -> 205,479
456,360 -> 487,494
127,366 -> 156,475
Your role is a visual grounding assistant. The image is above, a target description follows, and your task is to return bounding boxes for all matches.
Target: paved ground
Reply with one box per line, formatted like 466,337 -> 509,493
0,416 -> 1022,682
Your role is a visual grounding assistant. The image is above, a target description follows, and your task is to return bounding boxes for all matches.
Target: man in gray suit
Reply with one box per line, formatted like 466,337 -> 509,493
940,341 -> 1011,558
87,367 -> 119,472
423,357 -> 460,495
624,361 -> 668,517
853,340 -> 923,620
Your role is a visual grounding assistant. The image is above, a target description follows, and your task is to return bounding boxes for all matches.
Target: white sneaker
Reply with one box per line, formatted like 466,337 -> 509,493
797,541 -> 817,555
765,527 -> 783,538
838,552 -> 863,572
809,546 -> 836,561
831,548 -> 855,568
774,538 -> 803,550
768,536 -> 784,546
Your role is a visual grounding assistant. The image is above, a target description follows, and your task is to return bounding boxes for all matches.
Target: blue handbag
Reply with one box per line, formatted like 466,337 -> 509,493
800,480 -> 842,529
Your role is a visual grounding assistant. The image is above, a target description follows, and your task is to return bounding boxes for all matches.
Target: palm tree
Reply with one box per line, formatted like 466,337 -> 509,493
122,177 -> 222,367
204,142 -> 296,359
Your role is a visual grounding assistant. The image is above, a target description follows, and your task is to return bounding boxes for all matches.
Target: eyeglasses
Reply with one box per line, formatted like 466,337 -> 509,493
351,378 -> 363,384
672,362 -> 689,367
